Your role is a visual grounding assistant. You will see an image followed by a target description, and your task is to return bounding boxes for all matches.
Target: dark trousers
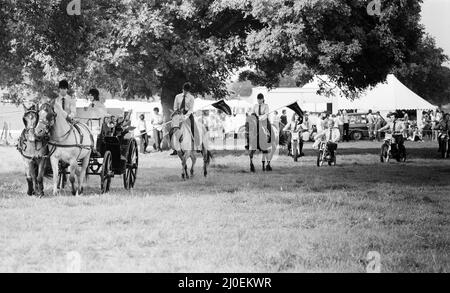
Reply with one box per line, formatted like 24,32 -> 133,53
153,129 -> 162,151
140,131 -> 148,153
343,123 -> 350,142
188,114 -> 200,150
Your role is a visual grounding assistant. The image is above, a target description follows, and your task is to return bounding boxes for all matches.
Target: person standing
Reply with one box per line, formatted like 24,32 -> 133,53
55,80 -> 76,121
252,93 -> 271,142
337,110 -> 344,142
138,114 -> 149,154
374,111 -> 383,141
151,107 -> 164,152
343,110 -> 350,142
367,110 -> 375,140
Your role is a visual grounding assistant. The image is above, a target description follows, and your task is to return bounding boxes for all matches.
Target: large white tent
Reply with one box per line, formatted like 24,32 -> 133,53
301,74 -> 437,113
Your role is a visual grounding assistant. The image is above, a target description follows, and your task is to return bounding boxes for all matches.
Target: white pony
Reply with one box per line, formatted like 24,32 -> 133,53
34,101 -> 93,196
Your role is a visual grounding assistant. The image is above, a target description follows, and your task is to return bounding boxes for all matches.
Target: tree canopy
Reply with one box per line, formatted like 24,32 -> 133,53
1,0 -> 447,116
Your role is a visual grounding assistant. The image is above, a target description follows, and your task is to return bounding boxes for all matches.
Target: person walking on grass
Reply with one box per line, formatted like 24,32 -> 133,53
138,114 -> 149,154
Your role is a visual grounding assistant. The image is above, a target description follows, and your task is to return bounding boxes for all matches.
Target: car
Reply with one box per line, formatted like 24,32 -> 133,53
348,112 -> 386,141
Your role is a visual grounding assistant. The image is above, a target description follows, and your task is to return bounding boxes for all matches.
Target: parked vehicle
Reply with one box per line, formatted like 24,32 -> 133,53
348,113 -> 386,141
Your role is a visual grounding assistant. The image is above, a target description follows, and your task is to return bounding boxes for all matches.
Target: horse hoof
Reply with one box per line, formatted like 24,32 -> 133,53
266,165 -> 272,172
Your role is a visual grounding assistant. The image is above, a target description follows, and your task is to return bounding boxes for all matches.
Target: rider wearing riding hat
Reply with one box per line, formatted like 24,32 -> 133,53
173,82 -> 201,151
54,80 -> 76,121
253,94 -> 272,142
377,112 -> 407,153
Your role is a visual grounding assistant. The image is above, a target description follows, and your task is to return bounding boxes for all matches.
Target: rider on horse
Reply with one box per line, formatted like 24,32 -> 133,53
245,94 -> 272,150
55,80 -> 76,121
173,82 -> 201,151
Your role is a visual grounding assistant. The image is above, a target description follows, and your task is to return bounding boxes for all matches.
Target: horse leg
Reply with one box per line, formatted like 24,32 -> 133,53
68,160 -> 77,196
202,146 -> 210,177
250,150 -> 255,173
178,151 -> 187,180
25,162 -> 34,196
51,157 -> 60,196
36,159 -> 46,197
190,152 -> 196,178
78,154 -> 90,195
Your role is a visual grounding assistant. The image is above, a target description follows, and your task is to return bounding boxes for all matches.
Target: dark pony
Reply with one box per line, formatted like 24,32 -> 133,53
17,104 -> 49,197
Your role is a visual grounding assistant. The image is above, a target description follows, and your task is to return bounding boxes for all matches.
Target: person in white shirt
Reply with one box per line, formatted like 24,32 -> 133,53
342,110 -> 350,142
54,80 -> 76,121
151,107 -> 164,152
367,110 -> 375,140
283,114 -> 307,157
138,114 -> 148,154
314,120 -> 340,157
252,93 -> 272,142
173,82 -> 200,150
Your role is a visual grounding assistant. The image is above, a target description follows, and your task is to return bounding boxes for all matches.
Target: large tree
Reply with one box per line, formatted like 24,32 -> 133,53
1,0 -> 429,115
395,34 -> 450,106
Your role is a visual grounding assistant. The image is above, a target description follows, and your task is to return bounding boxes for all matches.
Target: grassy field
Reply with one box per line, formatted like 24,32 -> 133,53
0,141 -> 449,273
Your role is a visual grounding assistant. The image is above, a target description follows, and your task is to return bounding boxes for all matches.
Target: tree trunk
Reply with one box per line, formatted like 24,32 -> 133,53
160,73 -> 186,122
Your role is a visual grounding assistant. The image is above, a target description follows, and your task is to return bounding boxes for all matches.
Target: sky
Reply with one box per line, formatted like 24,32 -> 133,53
421,0 -> 450,64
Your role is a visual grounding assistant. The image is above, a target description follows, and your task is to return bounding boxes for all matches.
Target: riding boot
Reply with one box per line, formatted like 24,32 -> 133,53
300,140 -> 304,157
245,122 -> 249,150
267,120 -> 272,143
262,161 -> 266,172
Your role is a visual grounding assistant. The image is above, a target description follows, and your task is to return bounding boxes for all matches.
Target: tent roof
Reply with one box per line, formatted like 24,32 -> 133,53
302,75 -> 436,111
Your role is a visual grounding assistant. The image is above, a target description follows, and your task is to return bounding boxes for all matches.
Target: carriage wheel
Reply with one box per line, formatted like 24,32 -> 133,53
124,139 -> 138,190
101,151 -> 112,194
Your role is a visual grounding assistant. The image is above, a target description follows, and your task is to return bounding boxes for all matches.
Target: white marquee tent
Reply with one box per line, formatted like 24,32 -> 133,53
301,75 -> 437,114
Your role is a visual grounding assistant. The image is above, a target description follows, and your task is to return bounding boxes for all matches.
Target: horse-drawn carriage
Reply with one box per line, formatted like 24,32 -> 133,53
58,111 -> 139,194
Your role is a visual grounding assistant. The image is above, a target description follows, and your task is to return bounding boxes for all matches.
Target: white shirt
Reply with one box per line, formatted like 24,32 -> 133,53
252,103 -> 270,117
55,94 -> 76,118
174,92 -> 195,116
138,120 -> 147,132
151,114 -> 164,131
315,128 -> 341,143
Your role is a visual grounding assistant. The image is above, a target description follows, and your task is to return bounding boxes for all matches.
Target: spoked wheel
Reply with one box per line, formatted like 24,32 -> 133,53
380,144 -> 390,163
317,150 -> 324,167
329,155 -> 337,166
101,151 -> 113,194
441,139 -> 449,159
124,139 -> 138,190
